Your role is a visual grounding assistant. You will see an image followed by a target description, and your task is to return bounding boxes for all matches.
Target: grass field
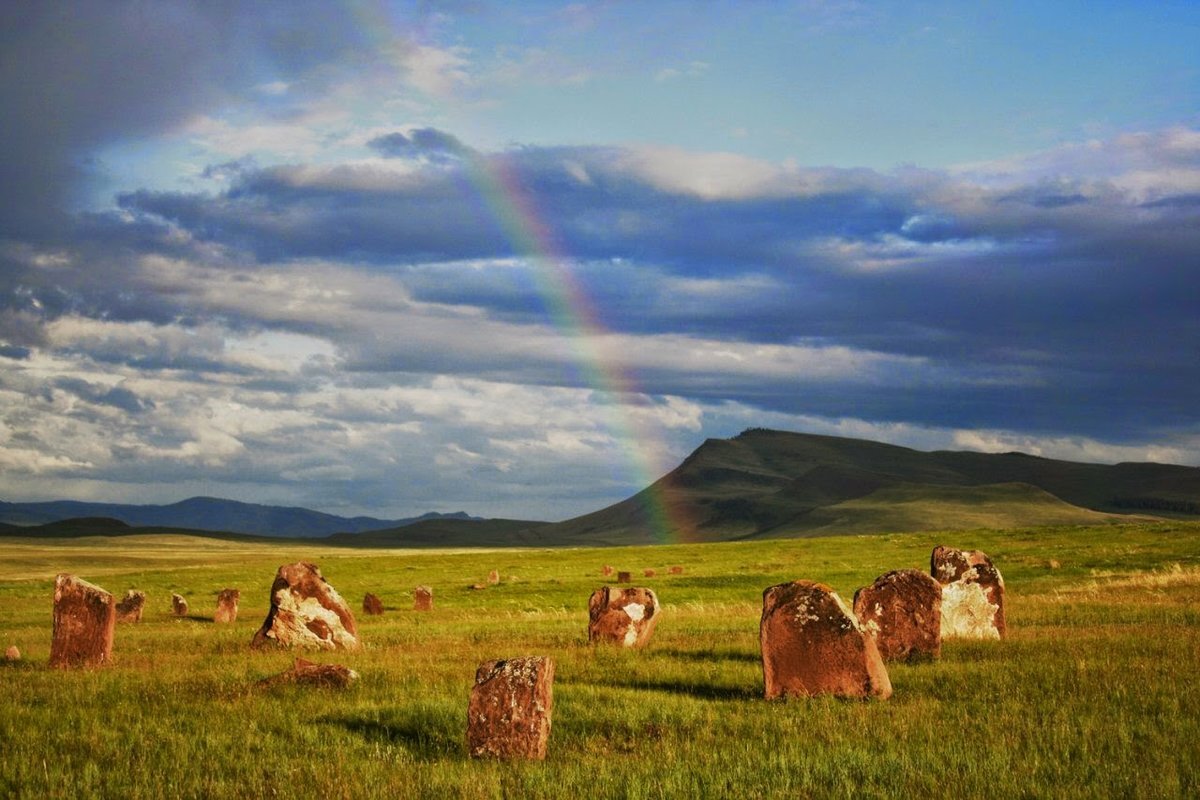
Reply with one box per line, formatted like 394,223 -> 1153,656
2,521 -> 1199,798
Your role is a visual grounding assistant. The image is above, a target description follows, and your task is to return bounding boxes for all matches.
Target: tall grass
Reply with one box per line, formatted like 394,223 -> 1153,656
1,521 -> 1198,798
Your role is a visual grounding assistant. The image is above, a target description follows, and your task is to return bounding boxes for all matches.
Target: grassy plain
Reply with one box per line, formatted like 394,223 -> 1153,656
2,522 -> 1199,798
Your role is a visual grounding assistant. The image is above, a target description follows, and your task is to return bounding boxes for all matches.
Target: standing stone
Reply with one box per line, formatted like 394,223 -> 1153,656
363,593 -> 384,616
50,574 -> 116,669
668,566 -> 684,575
931,546 -> 1006,639
601,565 -> 614,577
5,645 -> 20,662
467,656 -> 554,760
251,562 -> 360,651
414,586 -> 433,611
214,589 -> 240,624
171,593 -> 189,617
587,587 -> 660,648
853,569 -> 942,662
488,570 -> 500,585
643,568 -> 656,578
115,590 -> 146,623
760,580 -> 892,700
616,571 -> 632,583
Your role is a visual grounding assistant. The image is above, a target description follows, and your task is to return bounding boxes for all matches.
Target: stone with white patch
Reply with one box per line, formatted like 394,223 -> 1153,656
115,589 -> 146,623
587,587 -> 660,648
467,656 -> 554,760
251,562 -> 360,651
171,593 -> 189,617
853,569 -> 942,662
931,546 -> 1006,639
760,579 -> 892,700
214,588 -> 240,624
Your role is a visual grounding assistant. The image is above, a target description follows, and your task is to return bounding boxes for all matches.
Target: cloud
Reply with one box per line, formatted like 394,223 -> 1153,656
367,128 -> 475,161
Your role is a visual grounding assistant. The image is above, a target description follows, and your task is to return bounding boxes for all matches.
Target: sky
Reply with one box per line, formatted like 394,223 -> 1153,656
1,0 -> 1198,522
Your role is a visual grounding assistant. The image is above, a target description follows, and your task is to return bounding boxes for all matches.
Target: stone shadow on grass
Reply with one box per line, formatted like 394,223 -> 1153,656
656,647 -> 760,664
568,678 -> 760,702
320,712 -> 461,760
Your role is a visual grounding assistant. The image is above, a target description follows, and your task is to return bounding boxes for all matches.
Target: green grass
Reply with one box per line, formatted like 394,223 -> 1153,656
2,521 -> 1199,798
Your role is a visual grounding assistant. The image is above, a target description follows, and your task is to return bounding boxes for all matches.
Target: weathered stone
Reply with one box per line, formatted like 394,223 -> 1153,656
260,657 -> 359,689
363,593 -> 384,616
643,568 -> 656,578
930,545 -> 993,584
488,570 -> 500,585
616,571 -> 631,583
601,565 -> 614,577
414,586 -> 433,611
587,586 -> 660,648
251,562 -> 360,651
467,656 -> 554,760
50,574 -> 116,668
171,593 -> 189,617
115,590 -> 146,623
470,583 -> 488,591
214,588 -> 240,624
931,546 -> 1006,640
760,580 -> 892,700
853,569 -> 942,662
5,645 -> 19,662
668,565 -> 684,575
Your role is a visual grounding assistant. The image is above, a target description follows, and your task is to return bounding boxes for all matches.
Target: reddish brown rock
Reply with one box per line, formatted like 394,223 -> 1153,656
931,546 -> 1006,640
362,593 -> 384,616
587,586 -> 660,648
853,569 -> 942,662
251,562 -> 360,651
616,571 -> 632,583
5,645 -> 20,662
50,574 -> 116,669
214,588 -> 240,624
171,593 -> 189,617
601,565 -> 614,577
414,586 -> 433,611
668,565 -> 684,575
760,580 -> 891,700
469,583 -> 488,591
115,590 -> 146,623
930,545 -> 994,584
487,569 -> 500,585
467,656 -> 554,760
643,568 -> 656,578
260,657 -> 359,689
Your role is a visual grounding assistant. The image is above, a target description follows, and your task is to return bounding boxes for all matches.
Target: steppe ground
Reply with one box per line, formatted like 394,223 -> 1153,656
2,521 -> 1199,799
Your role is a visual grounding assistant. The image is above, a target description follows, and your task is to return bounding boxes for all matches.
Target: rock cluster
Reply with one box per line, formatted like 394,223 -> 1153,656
587,586 -> 660,648
50,574 -> 116,668
853,569 -> 942,662
214,589 -> 240,624
760,580 -> 891,700
251,562 -> 360,651
115,590 -> 146,623
467,656 -> 554,760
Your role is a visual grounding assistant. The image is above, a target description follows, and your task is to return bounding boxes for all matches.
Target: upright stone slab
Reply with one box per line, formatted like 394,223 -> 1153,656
643,568 -> 656,578
362,593 -> 384,616
171,593 -> 189,617
115,590 -> 146,623
214,589 -> 240,623
50,574 -> 116,668
587,586 -> 660,647
5,645 -> 20,662
853,569 -> 942,662
487,570 -> 500,585
616,571 -> 632,583
668,565 -> 684,575
251,562 -> 360,651
600,565 -> 614,577
467,656 -> 554,760
760,580 -> 891,700
931,546 -> 1006,640
414,586 -> 433,611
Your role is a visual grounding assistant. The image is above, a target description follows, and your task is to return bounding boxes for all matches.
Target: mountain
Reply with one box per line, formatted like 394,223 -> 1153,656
0,496 -> 480,538
531,428 -> 1200,544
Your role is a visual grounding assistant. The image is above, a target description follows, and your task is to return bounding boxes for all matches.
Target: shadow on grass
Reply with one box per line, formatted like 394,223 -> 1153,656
567,677 -> 760,702
320,713 -> 461,760
655,647 -> 760,664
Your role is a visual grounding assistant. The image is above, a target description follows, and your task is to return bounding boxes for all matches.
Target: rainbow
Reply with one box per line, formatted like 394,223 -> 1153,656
462,152 -> 696,543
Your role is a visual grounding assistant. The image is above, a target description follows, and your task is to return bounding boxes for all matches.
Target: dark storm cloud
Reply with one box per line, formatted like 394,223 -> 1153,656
50,377 -> 155,414
367,128 -> 475,161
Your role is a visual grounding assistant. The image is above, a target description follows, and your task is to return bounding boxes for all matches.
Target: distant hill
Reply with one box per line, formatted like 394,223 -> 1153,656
0,496 -> 480,538
531,428 -> 1200,544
